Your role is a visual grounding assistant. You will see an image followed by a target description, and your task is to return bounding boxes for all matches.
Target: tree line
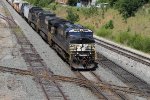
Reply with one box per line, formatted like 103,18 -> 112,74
26,0 -> 150,19
97,0 -> 150,19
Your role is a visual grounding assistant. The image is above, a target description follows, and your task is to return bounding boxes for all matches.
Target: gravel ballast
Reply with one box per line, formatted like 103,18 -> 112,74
95,39 -> 150,85
95,65 -> 148,100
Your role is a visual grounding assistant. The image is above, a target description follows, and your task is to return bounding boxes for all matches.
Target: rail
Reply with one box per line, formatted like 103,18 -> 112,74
95,38 -> 150,66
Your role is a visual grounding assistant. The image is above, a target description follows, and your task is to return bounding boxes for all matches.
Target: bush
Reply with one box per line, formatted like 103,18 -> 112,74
115,31 -> 150,53
85,25 -> 95,31
102,20 -> 114,29
66,8 -> 79,23
109,0 -> 118,7
96,27 -> 112,37
81,6 -> 98,17
131,34 -> 143,50
115,31 -> 131,43
26,0 -> 53,7
142,37 -> 150,52
48,3 -> 57,10
51,3 -> 57,10
67,0 -> 77,6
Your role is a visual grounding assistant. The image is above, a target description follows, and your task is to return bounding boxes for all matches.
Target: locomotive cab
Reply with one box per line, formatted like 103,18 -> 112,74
67,29 -> 98,70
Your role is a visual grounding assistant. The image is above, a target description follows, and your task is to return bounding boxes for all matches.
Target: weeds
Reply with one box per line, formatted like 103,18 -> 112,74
66,8 -> 79,23
85,25 -> 95,31
115,31 -> 150,53
47,3 -> 57,10
96,27 -> 112,38
102,20 -> 114,29
81,6 -> 99,18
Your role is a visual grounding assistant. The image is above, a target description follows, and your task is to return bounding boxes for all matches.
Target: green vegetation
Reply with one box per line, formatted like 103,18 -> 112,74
96,27 -> 112,38
66,8 -> 79,23
81,6 -> 99,18
26,0 -> 53,7
67,0 -> 78,6
115,0 -> 149,19
96,0 -> 150,19
47,3 -> 57,10
115,32 -> 150,52
85,25 -> 95,31
102,20 -> 114,29
96,28 -> 150,53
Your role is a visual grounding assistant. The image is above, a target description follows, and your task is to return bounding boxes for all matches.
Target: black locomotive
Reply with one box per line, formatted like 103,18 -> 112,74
7,0 -> 98,70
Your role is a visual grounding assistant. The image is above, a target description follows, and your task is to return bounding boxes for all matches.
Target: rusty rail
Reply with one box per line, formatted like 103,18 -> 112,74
0,65 -> 147,98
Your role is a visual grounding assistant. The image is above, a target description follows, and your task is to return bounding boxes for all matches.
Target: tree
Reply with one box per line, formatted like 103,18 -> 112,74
67,0 -> 78,6
108,0 -> 118,7
115,0 -> 149,19
66,9 -> 79,23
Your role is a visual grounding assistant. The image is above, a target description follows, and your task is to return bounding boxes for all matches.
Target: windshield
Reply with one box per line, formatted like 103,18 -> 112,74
69,32 -> 93,38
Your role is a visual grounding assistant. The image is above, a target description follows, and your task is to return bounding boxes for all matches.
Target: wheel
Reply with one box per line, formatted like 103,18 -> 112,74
48,32 -> 53,47
48,39 -> 53,47
28,20 -> 31,25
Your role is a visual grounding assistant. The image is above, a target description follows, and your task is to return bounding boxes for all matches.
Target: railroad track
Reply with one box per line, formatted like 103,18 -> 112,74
0,65 -> 147,99
95,38 -> 150,66
15,30 -> 68,100
74,70 -> 150,100
2,0 -> 150,99
97,53 -> 150,98
89,72 -> 128,100
75,71 -> 124,100
94,38 -> 150,99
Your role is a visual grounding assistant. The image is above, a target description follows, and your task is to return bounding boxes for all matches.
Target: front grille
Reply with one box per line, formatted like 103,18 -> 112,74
70,51 -> 95,55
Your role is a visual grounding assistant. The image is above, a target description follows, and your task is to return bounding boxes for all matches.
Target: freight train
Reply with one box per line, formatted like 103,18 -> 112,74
6,0 -> 98,71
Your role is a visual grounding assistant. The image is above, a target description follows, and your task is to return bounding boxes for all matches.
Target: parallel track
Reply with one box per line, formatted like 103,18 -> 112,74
90,72 -> 128,100
97,53 -> 150,98
95,38 -> 150,66
73,70 -> 140,100
94,38 -> 150,99
15,29 -> 68,100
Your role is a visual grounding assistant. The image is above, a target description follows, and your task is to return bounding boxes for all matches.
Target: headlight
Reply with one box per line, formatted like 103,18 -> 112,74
86,45 -> 92,49
86,44 -> 95,50
70,44 -> 76,50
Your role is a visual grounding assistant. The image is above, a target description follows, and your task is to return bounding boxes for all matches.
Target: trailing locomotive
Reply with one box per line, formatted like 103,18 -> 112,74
6,0 -> 98,70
